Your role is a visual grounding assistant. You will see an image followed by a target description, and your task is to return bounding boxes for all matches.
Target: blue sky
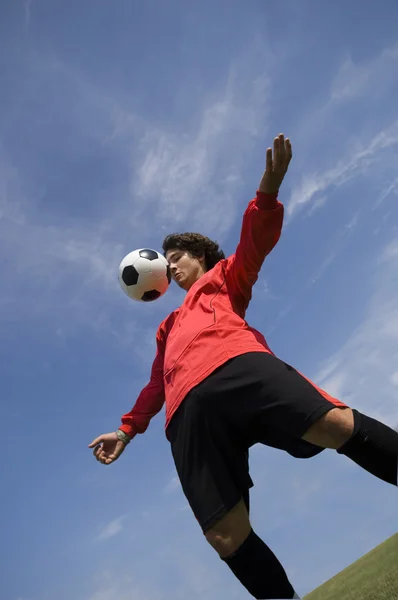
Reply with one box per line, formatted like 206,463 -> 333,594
1,0 -> 398,598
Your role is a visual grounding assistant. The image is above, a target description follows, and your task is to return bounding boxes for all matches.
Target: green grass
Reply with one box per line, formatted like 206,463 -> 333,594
304,532 -> 398,600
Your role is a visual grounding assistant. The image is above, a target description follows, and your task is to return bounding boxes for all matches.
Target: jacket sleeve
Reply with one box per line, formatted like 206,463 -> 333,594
225,190 -> 284,314
118,325 -> 166,439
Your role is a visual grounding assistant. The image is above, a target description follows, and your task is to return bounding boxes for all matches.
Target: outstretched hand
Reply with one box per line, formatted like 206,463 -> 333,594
88,432 -> 127,465
259,133 -> 292,195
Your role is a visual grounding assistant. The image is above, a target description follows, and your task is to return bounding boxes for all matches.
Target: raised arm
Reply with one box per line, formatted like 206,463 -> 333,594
226,134 -> 292,313
259,134 -> 292,197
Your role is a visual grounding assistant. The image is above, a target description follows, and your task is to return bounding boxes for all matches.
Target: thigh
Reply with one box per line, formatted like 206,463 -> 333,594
167,387 -> 253,534
197,351 -> 347,457
243,352 -> 348,447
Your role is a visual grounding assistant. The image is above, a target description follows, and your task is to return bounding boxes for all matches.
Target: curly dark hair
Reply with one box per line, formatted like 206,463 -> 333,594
162,232 -> 225,271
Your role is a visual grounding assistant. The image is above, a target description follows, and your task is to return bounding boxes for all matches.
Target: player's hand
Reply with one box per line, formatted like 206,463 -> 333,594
88,432 -> 127,465
259,133 -> 292,194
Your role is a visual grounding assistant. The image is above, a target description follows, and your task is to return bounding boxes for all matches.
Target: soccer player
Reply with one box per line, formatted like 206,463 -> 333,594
89,134 -> 398,599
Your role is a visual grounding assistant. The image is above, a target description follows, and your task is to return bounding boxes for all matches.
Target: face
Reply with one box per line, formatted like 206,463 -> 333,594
165,249 -> 206,291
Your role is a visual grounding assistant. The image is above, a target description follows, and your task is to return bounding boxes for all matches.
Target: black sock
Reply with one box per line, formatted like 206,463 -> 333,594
337,409 -> 398,486
221,529 -> 295,599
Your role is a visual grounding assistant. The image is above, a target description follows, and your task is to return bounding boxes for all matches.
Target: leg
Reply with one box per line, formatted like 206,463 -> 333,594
302,406 -> 354,449
232,352 -> 398,488
167,383 -> 300,599
205,498 -> 299,599
302,406 -> 398,486
204,497 -> 251,558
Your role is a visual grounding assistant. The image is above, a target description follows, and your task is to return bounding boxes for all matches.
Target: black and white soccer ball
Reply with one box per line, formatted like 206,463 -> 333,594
118,248 -> 171,302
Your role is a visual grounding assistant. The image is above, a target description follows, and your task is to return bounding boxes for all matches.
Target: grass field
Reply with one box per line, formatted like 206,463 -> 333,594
304,532 -> 398,600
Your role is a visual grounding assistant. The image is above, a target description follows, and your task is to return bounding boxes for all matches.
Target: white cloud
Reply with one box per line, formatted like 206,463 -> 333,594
290,41 -> 398,190
85,557 -> 225,600
373,176 -> 398,208
1,46 -> 273,340
314,237 -> 398,426
24,0 -> 32,25
390,371 -> 398,387
0,148 -> 28,226
309,211 -> 361,285
97,516 -> 126,541
4,17 -> 398,600
265,210 -> 362,337
132,69 -> 270,237
0,81 -> 126,323
163,474 -> 180,494
287,120 -> 398,218
87,583 -> 159,600
330,43 -> 398,102
317,371 -> 347,401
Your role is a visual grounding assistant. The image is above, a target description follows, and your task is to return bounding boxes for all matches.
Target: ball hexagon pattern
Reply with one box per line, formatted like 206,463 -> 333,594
118,248 -> 171,302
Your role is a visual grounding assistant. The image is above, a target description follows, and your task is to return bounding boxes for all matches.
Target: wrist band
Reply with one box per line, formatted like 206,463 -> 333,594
116,429 -> 131,445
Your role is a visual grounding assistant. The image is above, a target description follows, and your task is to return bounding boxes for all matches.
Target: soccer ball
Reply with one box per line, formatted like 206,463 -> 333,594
118,248 -> 171,302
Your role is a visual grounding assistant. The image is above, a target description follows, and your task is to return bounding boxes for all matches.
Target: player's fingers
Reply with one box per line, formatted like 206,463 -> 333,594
94,445 -> 103,460
265,147 -> 273,172
88,436 -> 103,448
273,136 -> 280,169
104,454 -> 117,464
99,451 -> 108,464
276,133 -> 285,169
285,138 -> 292,165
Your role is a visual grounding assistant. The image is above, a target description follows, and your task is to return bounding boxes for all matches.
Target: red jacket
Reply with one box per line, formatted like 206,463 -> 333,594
119,191 -> 284,440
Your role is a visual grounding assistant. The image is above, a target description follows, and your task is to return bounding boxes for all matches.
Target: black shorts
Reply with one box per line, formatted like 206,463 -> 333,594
166,351 -> 347,533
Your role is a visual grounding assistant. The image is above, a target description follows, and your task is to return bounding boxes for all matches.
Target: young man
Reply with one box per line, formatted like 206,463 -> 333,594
89,134 -> 398,599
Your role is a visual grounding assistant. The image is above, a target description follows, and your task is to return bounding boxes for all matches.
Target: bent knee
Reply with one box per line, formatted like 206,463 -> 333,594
205,499 -> 251,557
325,407 -> 355,445
205,527 -> 251,557
303,407 -> 354,449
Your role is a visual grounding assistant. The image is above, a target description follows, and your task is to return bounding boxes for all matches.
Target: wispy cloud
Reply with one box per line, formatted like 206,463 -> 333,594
1,45 -> 273,340
4,12 -> 398,600
24,0 -> 32,25
373,176 -> 398,209
308,210 -> 361,285
290,40 -> 398,183
163,474 -> 180,494
87,581 -> 160,600
132,68 -> 270,237
329,43 -> 398,103
97,516 -> 126,541
314,237 -> 398,426
287,120 -> 398,218
265,210 -> 362,336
